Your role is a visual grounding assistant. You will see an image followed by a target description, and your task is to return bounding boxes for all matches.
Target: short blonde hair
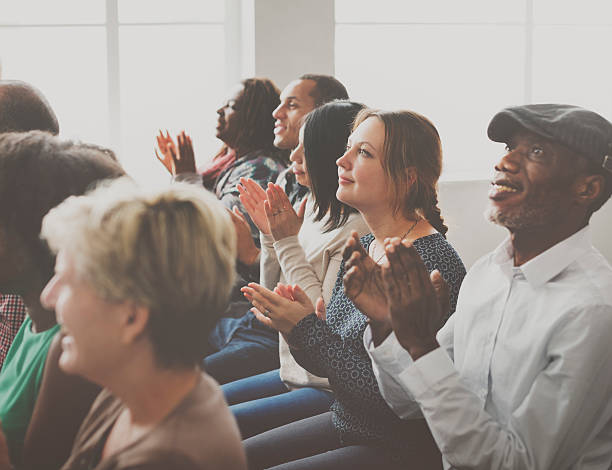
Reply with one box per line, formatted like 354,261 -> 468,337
41,177 -> 236,367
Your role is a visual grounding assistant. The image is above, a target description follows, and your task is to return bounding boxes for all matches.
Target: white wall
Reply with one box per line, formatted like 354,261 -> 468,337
229,0 -> 335,89
440,180 -> 612,269
240,2 -> 612,269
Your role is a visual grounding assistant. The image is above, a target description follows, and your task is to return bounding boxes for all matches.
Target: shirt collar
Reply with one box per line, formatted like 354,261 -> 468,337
492,226 -> 592,287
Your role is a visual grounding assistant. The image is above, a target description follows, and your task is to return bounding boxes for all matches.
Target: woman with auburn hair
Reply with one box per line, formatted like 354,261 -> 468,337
241,109 -> 467,469
1,179 -> 246,470
155,77 -> 289,242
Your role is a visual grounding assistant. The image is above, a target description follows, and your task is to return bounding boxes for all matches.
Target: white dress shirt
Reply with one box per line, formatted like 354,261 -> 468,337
365,226 -> 612,469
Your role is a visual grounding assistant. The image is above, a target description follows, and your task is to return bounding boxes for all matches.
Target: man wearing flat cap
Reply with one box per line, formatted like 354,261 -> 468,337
363,104 -> 612,469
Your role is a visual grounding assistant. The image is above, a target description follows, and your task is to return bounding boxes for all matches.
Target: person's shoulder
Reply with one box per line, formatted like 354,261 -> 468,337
565,247 -> 612,308
414,233 -> 466,272
148,374 -> 246,469
244,148 -> 287,169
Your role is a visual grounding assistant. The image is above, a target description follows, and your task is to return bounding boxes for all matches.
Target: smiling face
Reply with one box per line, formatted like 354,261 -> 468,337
288,126 -> 310,187
336,116 -> 389,213
272,79 -> 317,150
216,84 -> 244,146
40,250 -> 130,383
487,129 -> 579,231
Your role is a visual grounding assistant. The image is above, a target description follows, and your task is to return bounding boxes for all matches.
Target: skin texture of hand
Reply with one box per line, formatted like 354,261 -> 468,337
382,238 -> 450,360
264,183 -> 307,241
172,131 -> 197,174
237,178 -> 271,234
342,231 -> 392,345
155,129 -> 177,175
241,282 -> 314,335
229,206 -> 260,266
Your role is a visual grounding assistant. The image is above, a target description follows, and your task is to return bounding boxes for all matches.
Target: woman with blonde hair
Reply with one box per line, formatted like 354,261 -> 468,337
241,109 -> 467,469
1,180 -> 247,469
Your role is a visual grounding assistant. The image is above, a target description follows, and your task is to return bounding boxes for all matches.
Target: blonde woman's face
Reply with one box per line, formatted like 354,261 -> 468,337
40,250 -> 129,382
336,116 -> 388,213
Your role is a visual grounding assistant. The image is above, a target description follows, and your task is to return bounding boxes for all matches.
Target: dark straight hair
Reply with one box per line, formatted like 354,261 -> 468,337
303,100 -> 364,232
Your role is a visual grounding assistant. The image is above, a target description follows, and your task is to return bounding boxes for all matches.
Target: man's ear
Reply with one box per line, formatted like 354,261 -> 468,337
573,174 -> 604,207
120,303 -> 150,344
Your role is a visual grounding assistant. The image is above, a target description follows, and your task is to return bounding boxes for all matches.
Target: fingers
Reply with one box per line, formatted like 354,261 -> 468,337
252,307 -> 276,330
342,231 -> 366,262
263,200 -> 274,220
232,206 -> 247,223
244,283 -> 281,308
155,148 -> 163,163
274,283 -> 294,301
315,297 -> 326,321
289,284 -> 311,306
241,177 -> 267,201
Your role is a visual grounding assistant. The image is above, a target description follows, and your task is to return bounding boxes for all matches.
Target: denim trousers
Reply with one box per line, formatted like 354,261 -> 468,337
222,369 -> 334,440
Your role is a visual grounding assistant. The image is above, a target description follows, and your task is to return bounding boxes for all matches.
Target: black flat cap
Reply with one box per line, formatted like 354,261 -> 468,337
488,104 -> 612,173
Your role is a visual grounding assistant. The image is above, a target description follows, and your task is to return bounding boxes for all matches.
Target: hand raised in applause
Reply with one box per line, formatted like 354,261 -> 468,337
241,282 -> 315,336
155,130 -> 197,175
342,231 -> 391,345
155,129 -> 177,175
237,177 -> 271,234
228,206 -> 260,266
381,238 -> 450,360
264,183 -> 307,241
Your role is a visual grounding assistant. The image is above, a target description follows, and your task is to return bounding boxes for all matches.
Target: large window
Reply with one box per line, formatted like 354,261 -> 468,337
0,0 -> 226,183
335,0 -> 612,180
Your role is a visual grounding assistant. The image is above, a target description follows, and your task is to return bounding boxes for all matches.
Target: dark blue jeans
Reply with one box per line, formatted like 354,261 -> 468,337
204,312 -> 279,385
222,370 -> 334,439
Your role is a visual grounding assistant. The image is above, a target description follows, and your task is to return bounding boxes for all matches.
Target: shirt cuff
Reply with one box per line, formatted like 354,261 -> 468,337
364,327 -> 415,377
260,232 -> 275,248
398,347 -> 456,398
273,235 -> 300,253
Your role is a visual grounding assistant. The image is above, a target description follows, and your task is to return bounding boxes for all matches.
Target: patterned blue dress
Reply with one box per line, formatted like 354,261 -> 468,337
287,232 -> 466,461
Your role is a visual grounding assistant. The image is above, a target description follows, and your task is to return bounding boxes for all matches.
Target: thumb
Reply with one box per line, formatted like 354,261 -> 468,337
315,297 -> 326,321
430,269 -> 447,291
297,196 -> 308,220
233,206 -> 247,222
291,284 -> 311,305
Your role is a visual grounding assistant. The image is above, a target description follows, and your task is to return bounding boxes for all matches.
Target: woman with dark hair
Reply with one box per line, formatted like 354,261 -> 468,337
212,101 -> 369,439
0,131 -> 124,469
241,109 -> 467,469
155,77 -> 288,241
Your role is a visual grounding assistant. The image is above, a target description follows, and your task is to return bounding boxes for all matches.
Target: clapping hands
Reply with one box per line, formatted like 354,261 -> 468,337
381,238 -> 450,359
241,282 -> 316,336
155,130 -> 196,175
237,178 -> 307,240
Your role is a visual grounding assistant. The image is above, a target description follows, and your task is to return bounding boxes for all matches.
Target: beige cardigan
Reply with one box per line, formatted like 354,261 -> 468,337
260,197 -> 369,389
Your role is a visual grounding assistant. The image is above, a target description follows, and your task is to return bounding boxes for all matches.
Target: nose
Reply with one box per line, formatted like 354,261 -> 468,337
336,148 -> 352,169
494,147 -> 521,174
216,105 -> 224,116
272,103 -> 284,120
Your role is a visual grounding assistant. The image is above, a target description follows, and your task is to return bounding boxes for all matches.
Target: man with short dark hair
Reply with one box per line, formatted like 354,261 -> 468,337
0,80 -> 60,370
367,104 -> 612,469
0,80 -> 59,135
